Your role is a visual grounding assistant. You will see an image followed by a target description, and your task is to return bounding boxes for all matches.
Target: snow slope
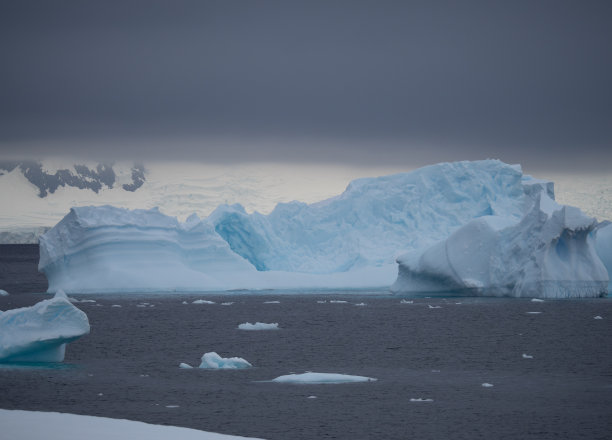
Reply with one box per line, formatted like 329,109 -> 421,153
0,291 -> 90,362
0,410 -> 264,440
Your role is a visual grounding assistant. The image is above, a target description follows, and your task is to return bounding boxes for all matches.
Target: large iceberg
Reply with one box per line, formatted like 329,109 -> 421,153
0,291 -> 90,362
391,178 -> 608,298
38,160 -> 609,297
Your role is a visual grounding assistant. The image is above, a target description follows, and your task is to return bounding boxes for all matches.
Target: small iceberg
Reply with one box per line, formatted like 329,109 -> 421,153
238,322 -> 279,331
400,299 -> 413,304
0,291 -> 90,362
192,299 -> 215,304
329,300 -> 348,304
263,301 -> 280,304
354,303 -> 366,306
271,372 -> 377,384
522,353 -> 534,359
199,352 -> 252,369
179,362 -> 193,369
0,289 -> 9,296
428,305 -> 442,309
531,298 -> 544,302
481,383 -> 494,387
594,316 -> 603,320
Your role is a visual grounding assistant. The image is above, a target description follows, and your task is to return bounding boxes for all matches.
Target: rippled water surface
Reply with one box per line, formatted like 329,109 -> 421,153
1,245 -> 611,439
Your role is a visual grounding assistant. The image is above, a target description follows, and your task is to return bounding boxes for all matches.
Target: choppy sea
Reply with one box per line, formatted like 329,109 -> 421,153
1,245 -> 611,440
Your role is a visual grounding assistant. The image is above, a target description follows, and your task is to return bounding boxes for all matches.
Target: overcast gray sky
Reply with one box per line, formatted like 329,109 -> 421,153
1,1 -> 611,171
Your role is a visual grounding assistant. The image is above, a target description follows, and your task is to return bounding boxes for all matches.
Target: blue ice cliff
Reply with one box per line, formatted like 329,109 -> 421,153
38,160 -> 610,297
0,291 -> 90,362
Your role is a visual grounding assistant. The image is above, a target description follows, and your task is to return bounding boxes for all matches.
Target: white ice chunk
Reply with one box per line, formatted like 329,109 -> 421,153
0,409 -> 265,440
354,303 -> 366,306
192,300 -> 215,305
594,315 -> 603,320
329,300 -> 347,304
179,363 -> 193,369
522,353 -> 534,359
237,322 -> 279,331
481,383 -> 494,387
0,289 -> 8,296
0,291 -> 90,362
271,372 -> 377,384
531,298 -> 544,302
263,301 -> 280,304
400,299 -> 413,304
410,398 -> 434,402
198,352 -> 252,369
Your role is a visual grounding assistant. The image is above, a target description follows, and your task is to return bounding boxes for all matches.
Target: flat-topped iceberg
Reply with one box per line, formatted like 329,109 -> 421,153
0,291 -> 90,362
238,322 -> 279,331
37,160 -> 609,297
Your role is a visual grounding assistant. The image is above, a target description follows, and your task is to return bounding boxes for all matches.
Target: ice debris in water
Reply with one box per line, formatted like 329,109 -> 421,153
410,398 -> 434,402
111,304 -> 121,308
238,322 -> 279,331
400,299 -> 413,304
428,305 -> 442,309
354,303 -> 366,306
531,298 -> 544,302
199,352 -> 252,369
0,290 -> 90,362
271,372 -> 377,384
329,300 -> 348,304
192,299 -> 215,304
526,312 -> 542,314
594,316 -> 603,320
522,353 -> 534,359
0,289 -> 9,296
221,302 -> 234,306
481,383 -> 494,387
263,301 -> 280,304
179,363 -> 193,369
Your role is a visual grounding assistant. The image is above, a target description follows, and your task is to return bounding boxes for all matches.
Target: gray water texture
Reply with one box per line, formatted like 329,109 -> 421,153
1,245 -> 611,439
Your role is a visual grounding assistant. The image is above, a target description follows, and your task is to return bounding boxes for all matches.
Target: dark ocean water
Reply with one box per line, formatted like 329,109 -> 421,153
1,245 -> 611,440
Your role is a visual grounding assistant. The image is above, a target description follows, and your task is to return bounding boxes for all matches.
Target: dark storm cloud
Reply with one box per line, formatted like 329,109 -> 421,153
1,1 -> 611,170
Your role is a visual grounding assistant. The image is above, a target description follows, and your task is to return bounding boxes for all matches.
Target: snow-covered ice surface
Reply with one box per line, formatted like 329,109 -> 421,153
199,352 -> 252,369
0,291 -> 89,362
0,410 -> 264,440
270,372 -> 377,384
237,322 -> 279,331
36,160 -> 610,296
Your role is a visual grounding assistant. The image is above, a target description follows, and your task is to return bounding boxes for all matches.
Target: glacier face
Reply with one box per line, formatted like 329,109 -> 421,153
391,181 -> 608,298
37,160 -> 610,297
0,291 -> 90,362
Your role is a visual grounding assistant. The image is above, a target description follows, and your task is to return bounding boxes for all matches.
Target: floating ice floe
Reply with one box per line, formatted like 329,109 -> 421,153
263,301 -> 280,304
428,305 -> 442,309
238,322 -> 279,331
192,300 -> 215,304
199,352 -> 252,369
0,409 -> 265,440
410,398 -> 434,402
179,363 -> 193,369
531,298 -> 544,302
522,353 -> 534,359
354,303 -> 366,306
594,316 -> 603,320
271,372 -> 377,384
400,299 -> 413,304
111,304 -> 121,308
481,383 -> 494,387
221,302 -> 234,306
0,289 -> 9,296
526,312 -> 542,314
329,300 -> 347,304
0,290 -> 90,362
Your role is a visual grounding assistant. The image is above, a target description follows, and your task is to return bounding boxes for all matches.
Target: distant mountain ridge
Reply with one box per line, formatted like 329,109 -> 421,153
0,161 -> 145,197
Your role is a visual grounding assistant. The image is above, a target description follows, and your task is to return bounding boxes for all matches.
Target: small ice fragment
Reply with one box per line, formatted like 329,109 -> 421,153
165,405 -> 179,408
98,393 -> 103,396
400,299 -> 413,304
221,302 -> 234,306
428,305 -> 442,309
307,395 -> 317,399
0,289 -> 9,296
431,369 -> 440,373
410,398 -> 433,402
354,303 -> 366,306
238,322 -> 279,331
526,311 -> 542,314
264,301 -> 280,304
179,363 -> 193,369
317,300 -> 327,303
182,301 -> 188,304
531,298 -> 544,302
522,353 -> 534,359
192,299 -> 215,304
594,316 -> 603,320
330,300 -> 347,304
271,372 -> 377,384
455,302 -> 462,304
199,352 -> 252,369
139,374 -> 149,377
111,304 -> 121,308
481,383 -> 494,387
